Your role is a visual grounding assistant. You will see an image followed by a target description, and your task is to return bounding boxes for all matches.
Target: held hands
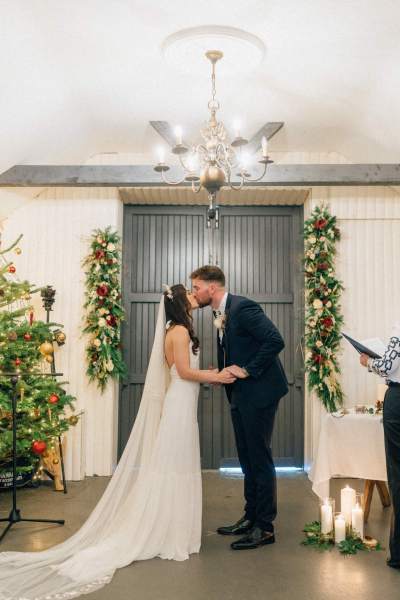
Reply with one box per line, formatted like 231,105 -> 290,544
225,365 -> 249,379
209,366 -> 237,385
359,353 -> 370,367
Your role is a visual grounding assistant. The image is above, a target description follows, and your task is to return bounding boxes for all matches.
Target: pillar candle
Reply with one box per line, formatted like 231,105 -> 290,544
351,503 -> 364,539
321,500 -> 333,535
341,485 -> 356,525
334,514 -> 346,544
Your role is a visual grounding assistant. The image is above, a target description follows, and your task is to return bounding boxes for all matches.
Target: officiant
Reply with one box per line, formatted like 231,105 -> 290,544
360,322 -> 400,569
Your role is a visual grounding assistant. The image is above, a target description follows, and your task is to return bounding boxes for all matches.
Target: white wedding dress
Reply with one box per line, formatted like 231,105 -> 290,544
0,298 -> 202,600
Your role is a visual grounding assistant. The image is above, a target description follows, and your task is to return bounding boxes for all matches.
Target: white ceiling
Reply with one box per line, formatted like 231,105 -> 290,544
0,0 -> 399,176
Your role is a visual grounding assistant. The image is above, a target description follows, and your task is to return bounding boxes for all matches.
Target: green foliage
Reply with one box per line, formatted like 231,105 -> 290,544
304,205 -> 345,412
83,227 -> 127,391
0,236 -> 78,480
301,522 -> 383,556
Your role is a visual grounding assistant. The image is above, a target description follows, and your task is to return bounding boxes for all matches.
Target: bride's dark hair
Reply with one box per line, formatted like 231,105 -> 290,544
164,284 -> 199,355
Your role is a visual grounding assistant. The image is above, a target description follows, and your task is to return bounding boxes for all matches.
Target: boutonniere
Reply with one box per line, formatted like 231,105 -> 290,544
213,312 -> 227,331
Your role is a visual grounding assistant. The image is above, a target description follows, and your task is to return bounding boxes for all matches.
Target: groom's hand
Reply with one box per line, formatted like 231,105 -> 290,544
226,365 -> 249,379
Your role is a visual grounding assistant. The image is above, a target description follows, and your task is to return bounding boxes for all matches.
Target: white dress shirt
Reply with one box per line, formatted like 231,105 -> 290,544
368,322 -> 400,383
214,292 -> 228,343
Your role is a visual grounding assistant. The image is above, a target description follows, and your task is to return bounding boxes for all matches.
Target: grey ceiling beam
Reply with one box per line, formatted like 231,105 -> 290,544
149,120 -> 191,148
246,122 -> 284,155
1,164 -> 400,187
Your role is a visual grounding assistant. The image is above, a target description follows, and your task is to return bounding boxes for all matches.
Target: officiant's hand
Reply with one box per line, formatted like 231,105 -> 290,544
360,353 -> 369,367
226,365 -> 249,379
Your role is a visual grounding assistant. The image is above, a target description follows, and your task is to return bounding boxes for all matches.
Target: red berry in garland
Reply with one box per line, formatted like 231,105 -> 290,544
31,440 -> 47,455
48,393 -> 59,404
96,284 -> 109,297
14,358 -> 21,366
95,250 -> 105,260
24,333 -> 32,341
8,265 -> 16,273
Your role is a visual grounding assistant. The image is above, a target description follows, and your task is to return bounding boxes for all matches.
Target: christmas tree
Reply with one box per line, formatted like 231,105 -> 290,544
0,235 -> 78,487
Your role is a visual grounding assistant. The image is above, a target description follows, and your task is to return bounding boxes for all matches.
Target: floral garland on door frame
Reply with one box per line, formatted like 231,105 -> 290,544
83,227 -> 127,391
304,205 -> 344,412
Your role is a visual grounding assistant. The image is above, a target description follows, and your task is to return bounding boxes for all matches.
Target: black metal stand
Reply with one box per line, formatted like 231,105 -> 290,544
41,285 -> 68,494
0,372 -> 65,543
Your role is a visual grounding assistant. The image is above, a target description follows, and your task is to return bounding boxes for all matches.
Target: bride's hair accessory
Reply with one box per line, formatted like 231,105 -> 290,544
162,283 -> 173,300
166,320 -> 173,330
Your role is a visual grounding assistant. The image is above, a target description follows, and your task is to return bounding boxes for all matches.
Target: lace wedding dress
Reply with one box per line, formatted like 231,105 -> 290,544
0,298 -> 202,600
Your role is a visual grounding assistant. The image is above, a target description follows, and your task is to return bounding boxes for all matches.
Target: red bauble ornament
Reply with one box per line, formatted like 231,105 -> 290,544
96,284 -> 109,297
95,250 -> 105,260
31,440 -> 47,455
48,393 -> 59,404
14,358 -> 21,366
8,265 -> 16,273
24,333 -> 32,341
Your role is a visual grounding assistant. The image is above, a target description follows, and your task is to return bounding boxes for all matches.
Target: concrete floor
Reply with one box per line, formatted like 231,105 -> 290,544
0,472 -> 398,600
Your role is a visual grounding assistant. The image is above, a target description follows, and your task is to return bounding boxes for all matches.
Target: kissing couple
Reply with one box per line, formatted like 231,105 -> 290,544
0,265 -> 288,600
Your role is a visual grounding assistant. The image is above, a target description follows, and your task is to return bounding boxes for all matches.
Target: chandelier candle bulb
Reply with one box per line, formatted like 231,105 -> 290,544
233,119 -> 241,138
261,135 -> 268,157
157,147 -> 165,164
334,513 -> 346,544
341,485 -> 356,525
174,126 -> 183,145
351,502 -> 364,539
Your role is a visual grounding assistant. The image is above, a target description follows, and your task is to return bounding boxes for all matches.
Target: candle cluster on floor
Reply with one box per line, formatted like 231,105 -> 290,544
302,485 -> 382,555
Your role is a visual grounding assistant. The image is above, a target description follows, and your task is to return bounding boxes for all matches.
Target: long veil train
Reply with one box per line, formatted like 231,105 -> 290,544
0,297 -> 173,600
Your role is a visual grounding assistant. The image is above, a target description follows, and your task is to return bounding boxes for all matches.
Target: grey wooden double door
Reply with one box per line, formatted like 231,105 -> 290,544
119,204 -> 304,468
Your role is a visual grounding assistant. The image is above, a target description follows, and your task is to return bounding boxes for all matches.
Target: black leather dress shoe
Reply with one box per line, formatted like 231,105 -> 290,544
217,516 -> 254,536
230,527 -> 275,550
387,559 -> 400,569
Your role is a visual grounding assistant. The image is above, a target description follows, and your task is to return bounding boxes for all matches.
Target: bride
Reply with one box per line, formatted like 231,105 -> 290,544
0,284 -> 236,600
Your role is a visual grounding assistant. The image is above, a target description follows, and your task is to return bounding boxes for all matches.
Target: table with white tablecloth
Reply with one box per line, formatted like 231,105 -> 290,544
309,411 -> 387,499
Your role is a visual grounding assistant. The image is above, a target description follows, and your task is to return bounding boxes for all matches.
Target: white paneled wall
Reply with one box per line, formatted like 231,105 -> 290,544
1,151 -> 399,478
304,185 -> 400,470
1,187 -> 122,480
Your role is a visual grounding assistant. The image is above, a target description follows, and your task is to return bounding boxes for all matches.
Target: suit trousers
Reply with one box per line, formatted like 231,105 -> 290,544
230,392 -> 279,531
383,384 -> 400,562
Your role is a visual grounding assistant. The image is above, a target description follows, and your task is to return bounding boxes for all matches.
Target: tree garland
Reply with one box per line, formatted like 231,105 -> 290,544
83,227 -> 127,391
304,205 -> 344,412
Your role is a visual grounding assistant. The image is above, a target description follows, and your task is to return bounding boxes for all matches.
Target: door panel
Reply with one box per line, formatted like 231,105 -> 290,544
120,204 -> 304,468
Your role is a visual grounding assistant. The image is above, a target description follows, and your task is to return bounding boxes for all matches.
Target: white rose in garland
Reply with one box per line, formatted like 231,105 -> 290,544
304,205 -> 344,412
83,227 -> 127,391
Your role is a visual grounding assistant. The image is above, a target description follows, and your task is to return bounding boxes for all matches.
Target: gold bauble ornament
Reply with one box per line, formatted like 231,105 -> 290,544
39,341 -> 54,355
45,355 -> 54,363
52,458 -> 59,465
15,247 -> 22,255
68,415 -> 79,426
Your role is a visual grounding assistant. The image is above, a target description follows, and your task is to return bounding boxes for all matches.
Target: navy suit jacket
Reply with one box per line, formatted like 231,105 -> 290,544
216,293 -> 289,408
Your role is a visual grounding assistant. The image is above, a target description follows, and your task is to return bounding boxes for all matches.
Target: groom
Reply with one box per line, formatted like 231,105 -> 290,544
190,265 -> 288,550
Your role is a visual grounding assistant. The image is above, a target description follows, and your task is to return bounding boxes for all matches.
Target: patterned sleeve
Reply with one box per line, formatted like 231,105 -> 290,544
369,324 -> 400,377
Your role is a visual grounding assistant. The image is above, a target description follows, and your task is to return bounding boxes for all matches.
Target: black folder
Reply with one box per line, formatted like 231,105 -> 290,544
341,332 -> 382,359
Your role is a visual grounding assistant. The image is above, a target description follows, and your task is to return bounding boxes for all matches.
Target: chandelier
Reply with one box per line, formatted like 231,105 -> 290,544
154,50 -> 273,208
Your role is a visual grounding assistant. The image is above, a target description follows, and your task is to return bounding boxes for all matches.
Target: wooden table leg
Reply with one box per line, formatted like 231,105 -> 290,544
364,480 -> 375,523
376,481 -> 391,507
364,480 -> 391,522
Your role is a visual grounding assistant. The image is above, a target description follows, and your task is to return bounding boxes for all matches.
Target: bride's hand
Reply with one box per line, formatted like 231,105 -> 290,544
215,368 -> 237,384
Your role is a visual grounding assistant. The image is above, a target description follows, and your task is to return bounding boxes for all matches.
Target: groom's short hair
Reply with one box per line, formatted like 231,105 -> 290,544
190,265 -> 225,286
